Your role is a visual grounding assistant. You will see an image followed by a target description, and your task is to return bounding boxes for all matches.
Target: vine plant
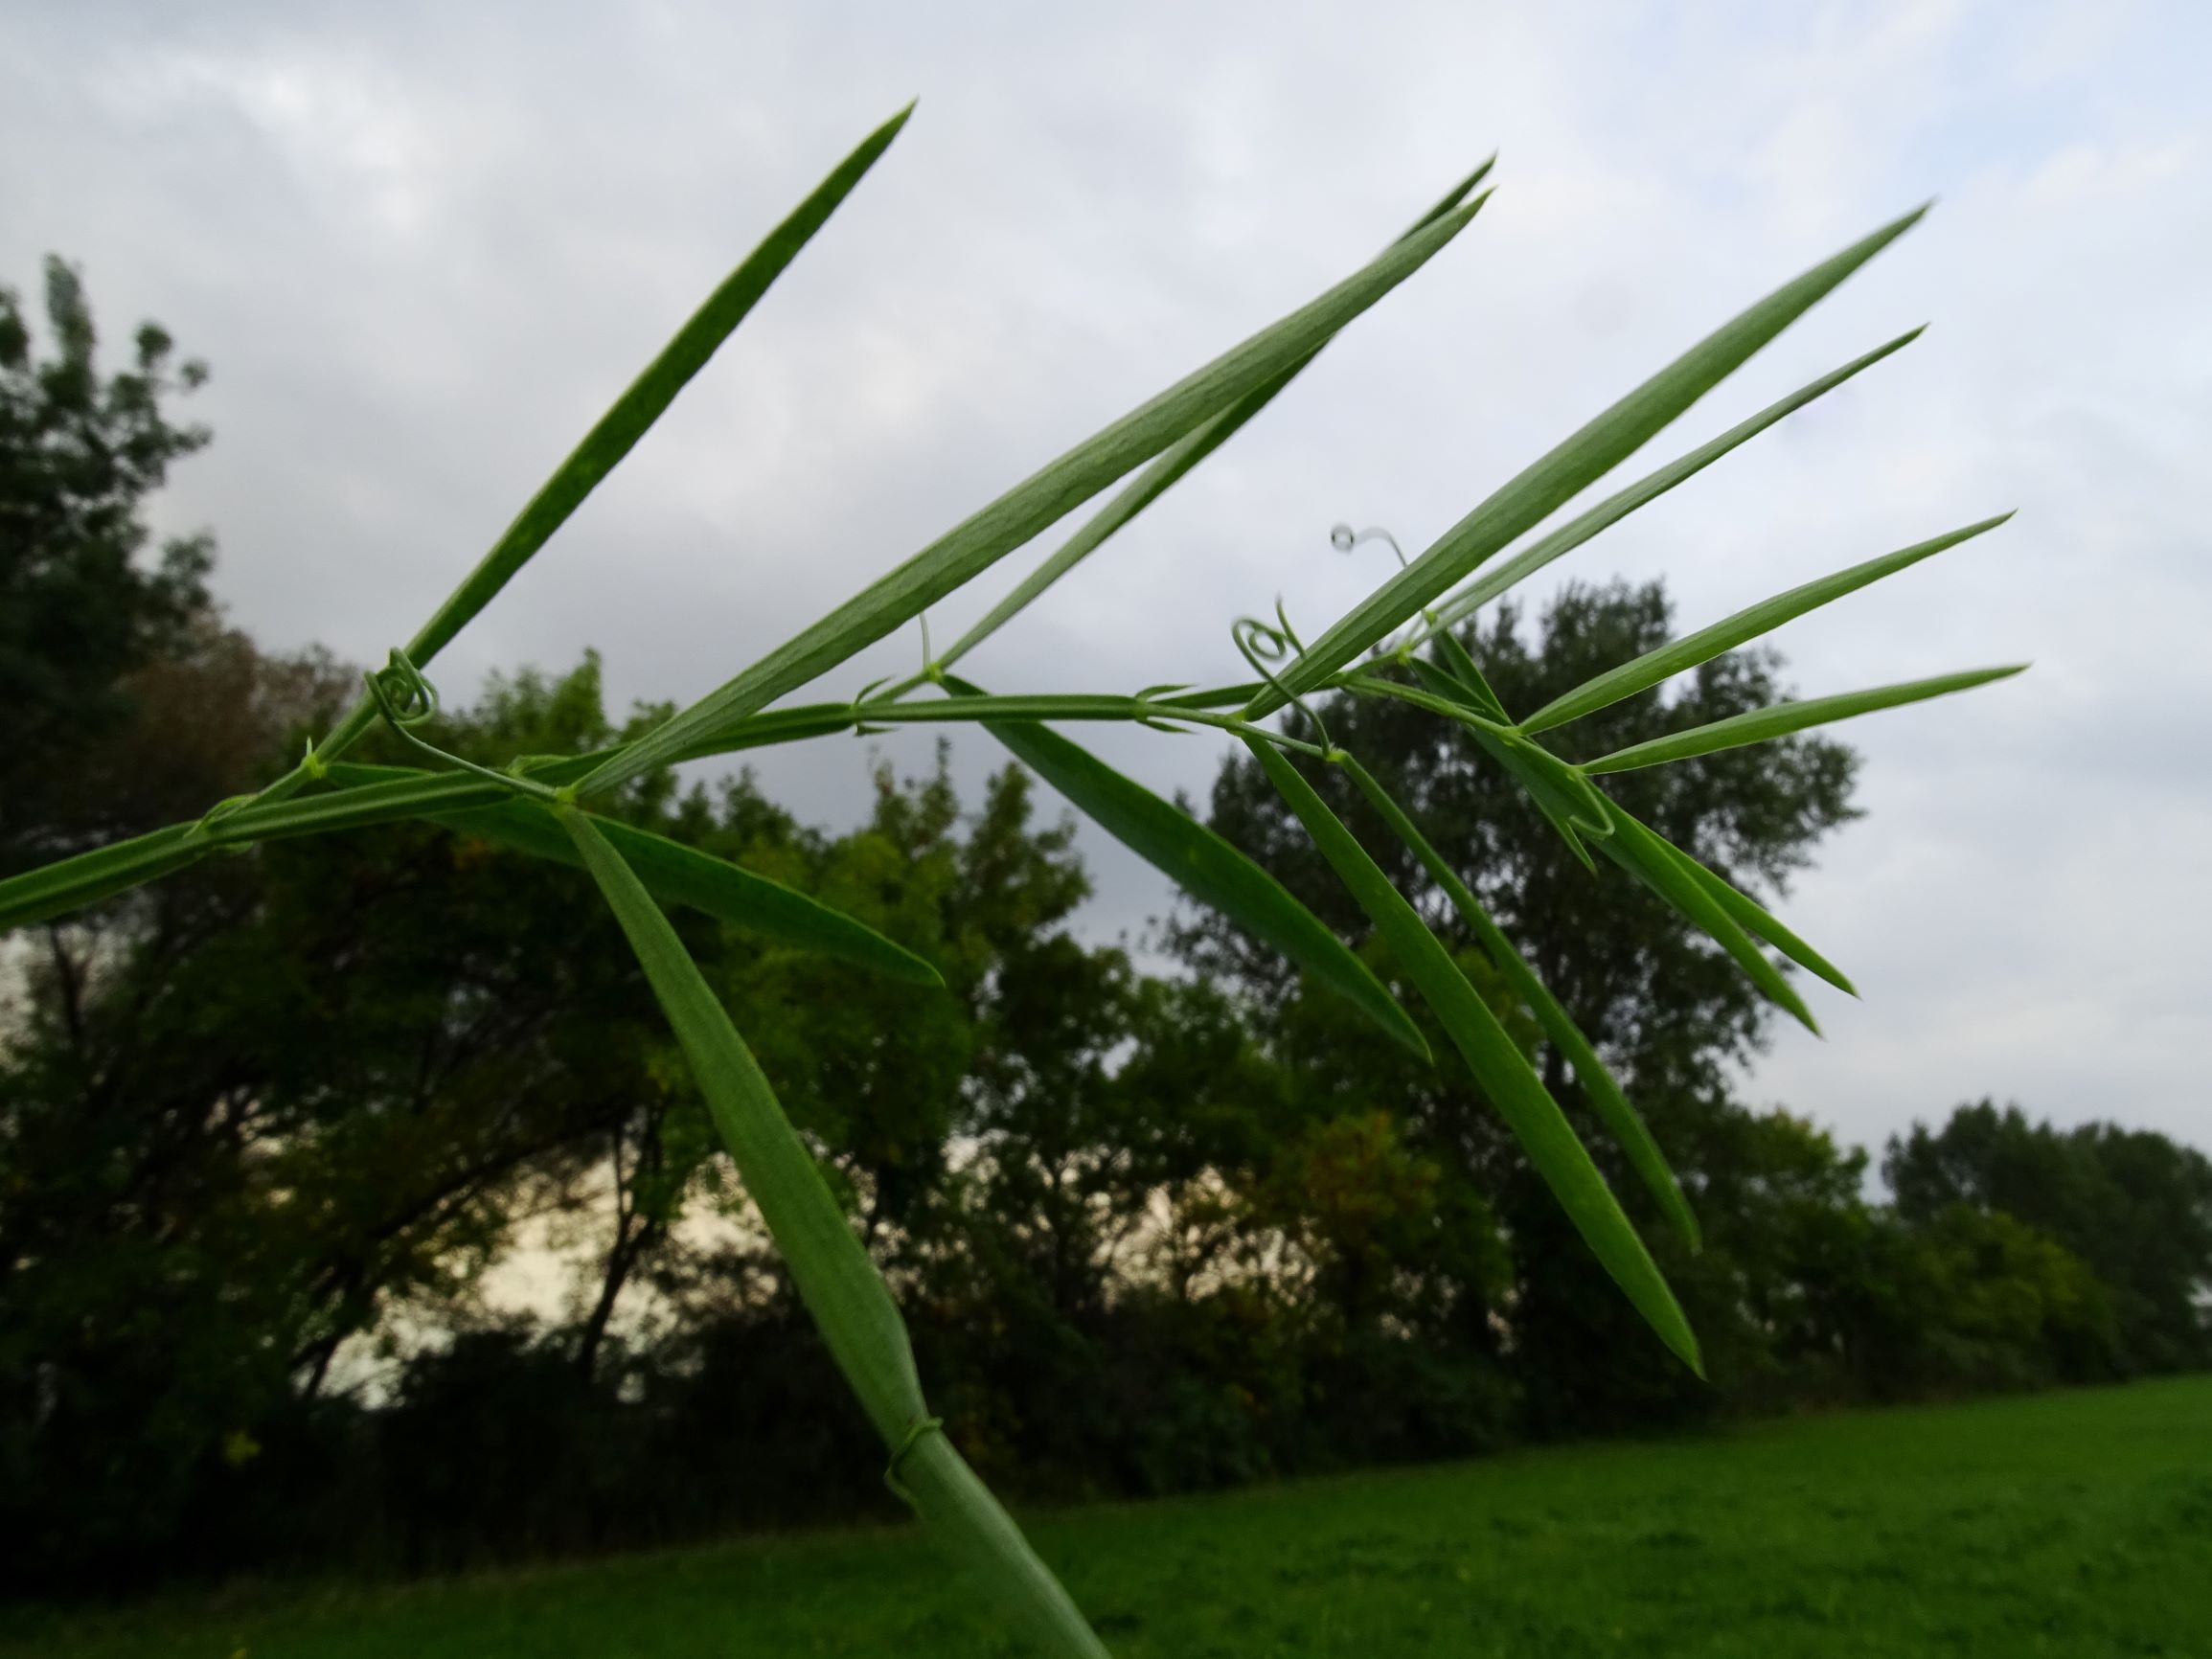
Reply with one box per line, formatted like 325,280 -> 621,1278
0,104 -> 2022,1654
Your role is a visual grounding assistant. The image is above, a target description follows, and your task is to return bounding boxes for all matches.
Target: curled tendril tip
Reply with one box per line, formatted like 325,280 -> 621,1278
1331,522 -> 1408,570
370,648 -> 440,727
1233,608 -> 1336,760
366,647 -> 565,805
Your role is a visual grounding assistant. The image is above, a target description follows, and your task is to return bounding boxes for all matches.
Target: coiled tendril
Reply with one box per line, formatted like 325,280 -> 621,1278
1333,520 -> 1440,660
370,648 -> 441,726
1234,606 -> 1339,760
1330,522 -> 1409,569
367,648 -> 570,805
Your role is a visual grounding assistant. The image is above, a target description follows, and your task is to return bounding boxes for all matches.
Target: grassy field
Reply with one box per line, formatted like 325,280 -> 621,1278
17,1376 -> 2209,1658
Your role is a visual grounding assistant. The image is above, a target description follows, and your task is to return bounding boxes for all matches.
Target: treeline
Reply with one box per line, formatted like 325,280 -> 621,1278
5,260 -> 2208,1599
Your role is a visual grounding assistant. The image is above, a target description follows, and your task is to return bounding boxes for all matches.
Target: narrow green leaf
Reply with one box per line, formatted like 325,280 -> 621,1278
1520,515 -> 2013,734
1500,733 -> 1613,837
306,105 -> 918,767
413,105 -> 914,667
231,767 -> 523,841
189,703 -> 871,850
1410,656 -> 1499,722
2,683 -> 1171,931
558,805 -> 925,1442
1471,727 -> 1596,873
1429,630 -> 1511,723
898,1434 -> 1114,1659
1595,802 -> 1821,1033
437,798 -> 943,986
1380,655 -> 1595,869
942,676 -> 1431,1061
193,759 -> 941,984
0,155 -> 1491,931
580,196 -> 1490,795
1158,682 -> 1264,710
1610,804 -> 1856,997
858,693 -> 1158,725
1416,329 -> 1927,640
1585,664 -> 2027,773
1341,758 -> 1699,1249
560,807 -> 1110,1657
1405,153 -> 1501,234
650,701 -> 862,760
938,163 -> 1497,673
0,826 -> 201,934
1247,206 -> 1931,716
1244,739 -> 1699,1371
0,674 -> 1257,932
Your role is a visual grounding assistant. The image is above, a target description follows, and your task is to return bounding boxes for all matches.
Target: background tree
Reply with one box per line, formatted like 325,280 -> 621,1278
1885,1101 -> 2212,1373
1175,580 -> 1860,1430
0,257 -> 219,875
0,649 -> 696,1588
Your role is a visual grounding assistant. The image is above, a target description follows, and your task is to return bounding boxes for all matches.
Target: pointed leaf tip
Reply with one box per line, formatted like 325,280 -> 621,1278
584,177 -> 1491,794
1249,742 -> 1698,1368
1523,513 -> 2015,736
1250,201 -> 1939,717
1896,199 -> 1935,233
1453,152 -> 1499,197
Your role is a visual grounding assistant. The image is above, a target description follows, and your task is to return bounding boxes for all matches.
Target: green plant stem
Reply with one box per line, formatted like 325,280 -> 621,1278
0,674 -> 1517,933
899,1434 -> 1113,1659
559,804 -> 1111,1656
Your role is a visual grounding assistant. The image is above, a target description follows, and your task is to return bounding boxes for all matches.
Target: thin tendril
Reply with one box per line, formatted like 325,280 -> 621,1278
1332,520 -> 1438,660
371,648 -> 440,726
1330,522 -> 1409,569
1234,611 -> 1339,761
366,648 -> 569,806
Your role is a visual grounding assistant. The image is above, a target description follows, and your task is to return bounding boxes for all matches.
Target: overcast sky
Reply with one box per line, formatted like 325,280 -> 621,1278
4,0 -> 2206,1161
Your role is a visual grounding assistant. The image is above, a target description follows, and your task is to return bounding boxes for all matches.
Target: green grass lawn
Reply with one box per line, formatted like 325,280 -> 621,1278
18,1376 -> 2210,1658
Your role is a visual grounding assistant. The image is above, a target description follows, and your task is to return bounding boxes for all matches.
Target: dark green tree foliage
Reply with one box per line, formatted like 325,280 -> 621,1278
0,650 -> 680,1587
0,259 -> 218,875
0,602 -> 1168,1586
1608,1103 -> 2119,1409
1884,1101 -> 2212,1372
